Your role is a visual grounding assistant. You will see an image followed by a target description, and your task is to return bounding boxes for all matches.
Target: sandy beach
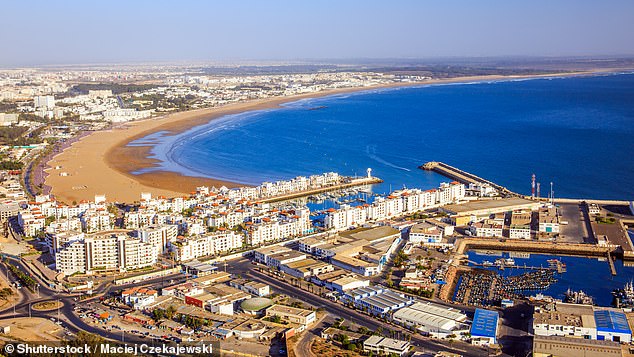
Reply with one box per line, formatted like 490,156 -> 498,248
44,71 -> 604,204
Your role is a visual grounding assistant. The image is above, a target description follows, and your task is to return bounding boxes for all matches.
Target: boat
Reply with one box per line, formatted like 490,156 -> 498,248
495,258 -> 516,266
564,288 -> 594,305
612,281 -> 634,308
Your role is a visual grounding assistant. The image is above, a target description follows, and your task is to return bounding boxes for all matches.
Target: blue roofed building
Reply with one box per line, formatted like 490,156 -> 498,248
594,310 -> 632,343
470,308 -> 499,346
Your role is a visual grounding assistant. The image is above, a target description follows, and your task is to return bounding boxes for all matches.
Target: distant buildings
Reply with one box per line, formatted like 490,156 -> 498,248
33,95 -> 55,109
103,108 -> 152,122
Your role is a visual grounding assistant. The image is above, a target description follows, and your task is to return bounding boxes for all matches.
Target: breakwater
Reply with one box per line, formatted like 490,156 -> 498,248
420,161 -> 519,197
261,177 -> 383,203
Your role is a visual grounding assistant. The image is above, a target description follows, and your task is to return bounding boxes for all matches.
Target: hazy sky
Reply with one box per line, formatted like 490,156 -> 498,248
1,0 -> 633,65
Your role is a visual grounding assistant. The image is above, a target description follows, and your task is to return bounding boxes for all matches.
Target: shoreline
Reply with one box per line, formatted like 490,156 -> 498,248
44,69 -> 626,204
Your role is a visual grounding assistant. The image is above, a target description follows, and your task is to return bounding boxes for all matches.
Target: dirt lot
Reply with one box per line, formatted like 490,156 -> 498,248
311,337 -> 364,357
0,317 -> 64,341
0,271 -> 19,310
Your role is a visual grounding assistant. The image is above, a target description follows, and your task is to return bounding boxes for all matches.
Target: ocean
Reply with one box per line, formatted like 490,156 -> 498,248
132,72 -> 634,200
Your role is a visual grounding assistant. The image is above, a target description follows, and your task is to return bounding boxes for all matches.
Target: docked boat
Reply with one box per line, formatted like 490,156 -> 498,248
495,258 -> 516,266
612,281 -> 634,308
564,288 -> 594,305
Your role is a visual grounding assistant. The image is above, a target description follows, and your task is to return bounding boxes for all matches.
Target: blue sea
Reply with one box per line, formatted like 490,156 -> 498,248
131,72 -> 634,200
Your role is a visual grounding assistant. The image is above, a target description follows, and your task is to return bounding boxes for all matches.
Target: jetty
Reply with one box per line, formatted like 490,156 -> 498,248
261,176 -> 383,203
420,161 -> 519,197
456,238 -> 619,275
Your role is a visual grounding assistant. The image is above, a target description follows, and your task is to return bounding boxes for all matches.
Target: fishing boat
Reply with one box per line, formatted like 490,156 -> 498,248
495,258 -> 516,266
564,288 -> 594,305
612,281 -> 634,308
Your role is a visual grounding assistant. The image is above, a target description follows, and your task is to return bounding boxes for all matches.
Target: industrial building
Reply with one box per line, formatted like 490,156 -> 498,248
533,335 -> 622,357
265,304 -> 316,328
363,335 -> 411,356
594,310 -> 632,343
280,258 -> 334,278
532,303 -> 632,343
391,301 -> 468,336
470,308 -> 499,346
442,198 -> 540,226
342,285 -> 413,317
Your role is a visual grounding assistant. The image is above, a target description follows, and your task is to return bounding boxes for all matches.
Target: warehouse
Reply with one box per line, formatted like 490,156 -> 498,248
343,286 -> 413,316
594,310 -> 632,343
391,301 -> 468,336
442,198 -> 540,226
470,308 -> 499,346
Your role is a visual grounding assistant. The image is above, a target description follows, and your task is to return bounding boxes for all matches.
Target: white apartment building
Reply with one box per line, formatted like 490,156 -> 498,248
103,108 -> 151,122
472,220 -> 504,238
172,230 -> 243,261
324,183 -> 466,230
138,224 -> 178,254
55,232 -> 160,275
33,95 -> 55,109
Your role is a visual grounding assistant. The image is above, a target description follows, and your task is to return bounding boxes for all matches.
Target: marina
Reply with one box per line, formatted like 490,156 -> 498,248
453,269 -> 558,307
466,250 -> 634,306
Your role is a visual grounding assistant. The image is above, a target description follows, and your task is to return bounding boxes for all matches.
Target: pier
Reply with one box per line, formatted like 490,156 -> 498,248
456,238 -> 619,275
607,253 -> 617,276
261,176 -> 383,203
419,161 -> 519,197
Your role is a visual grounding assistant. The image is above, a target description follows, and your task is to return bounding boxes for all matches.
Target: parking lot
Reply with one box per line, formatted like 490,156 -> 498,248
558,203 -> 590,243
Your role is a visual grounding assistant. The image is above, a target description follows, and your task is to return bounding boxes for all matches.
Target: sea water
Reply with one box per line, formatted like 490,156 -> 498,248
133,72 -> 634,200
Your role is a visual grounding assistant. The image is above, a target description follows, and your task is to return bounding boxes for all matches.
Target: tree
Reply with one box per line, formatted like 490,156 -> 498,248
165,305 -> 176,319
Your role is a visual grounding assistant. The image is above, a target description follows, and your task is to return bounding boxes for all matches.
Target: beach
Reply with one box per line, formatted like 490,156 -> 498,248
43,71 -> 605,204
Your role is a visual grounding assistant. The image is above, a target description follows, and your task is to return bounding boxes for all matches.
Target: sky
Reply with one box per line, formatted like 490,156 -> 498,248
1,0 -> 633,66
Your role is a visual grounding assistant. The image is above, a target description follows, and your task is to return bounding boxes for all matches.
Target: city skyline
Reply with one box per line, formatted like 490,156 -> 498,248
1,0 -> 634,66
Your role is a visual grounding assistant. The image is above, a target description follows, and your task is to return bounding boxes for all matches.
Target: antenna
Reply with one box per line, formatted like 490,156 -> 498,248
550,182 -> 554,205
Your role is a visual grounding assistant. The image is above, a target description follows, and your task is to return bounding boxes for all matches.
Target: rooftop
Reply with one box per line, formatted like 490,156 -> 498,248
339,226 -> 400,242
267,304 -> 314,317
471,308 -> 499,338
443,198 -> 538,215
594,310 -> 631,333
241,297 -> 274,312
